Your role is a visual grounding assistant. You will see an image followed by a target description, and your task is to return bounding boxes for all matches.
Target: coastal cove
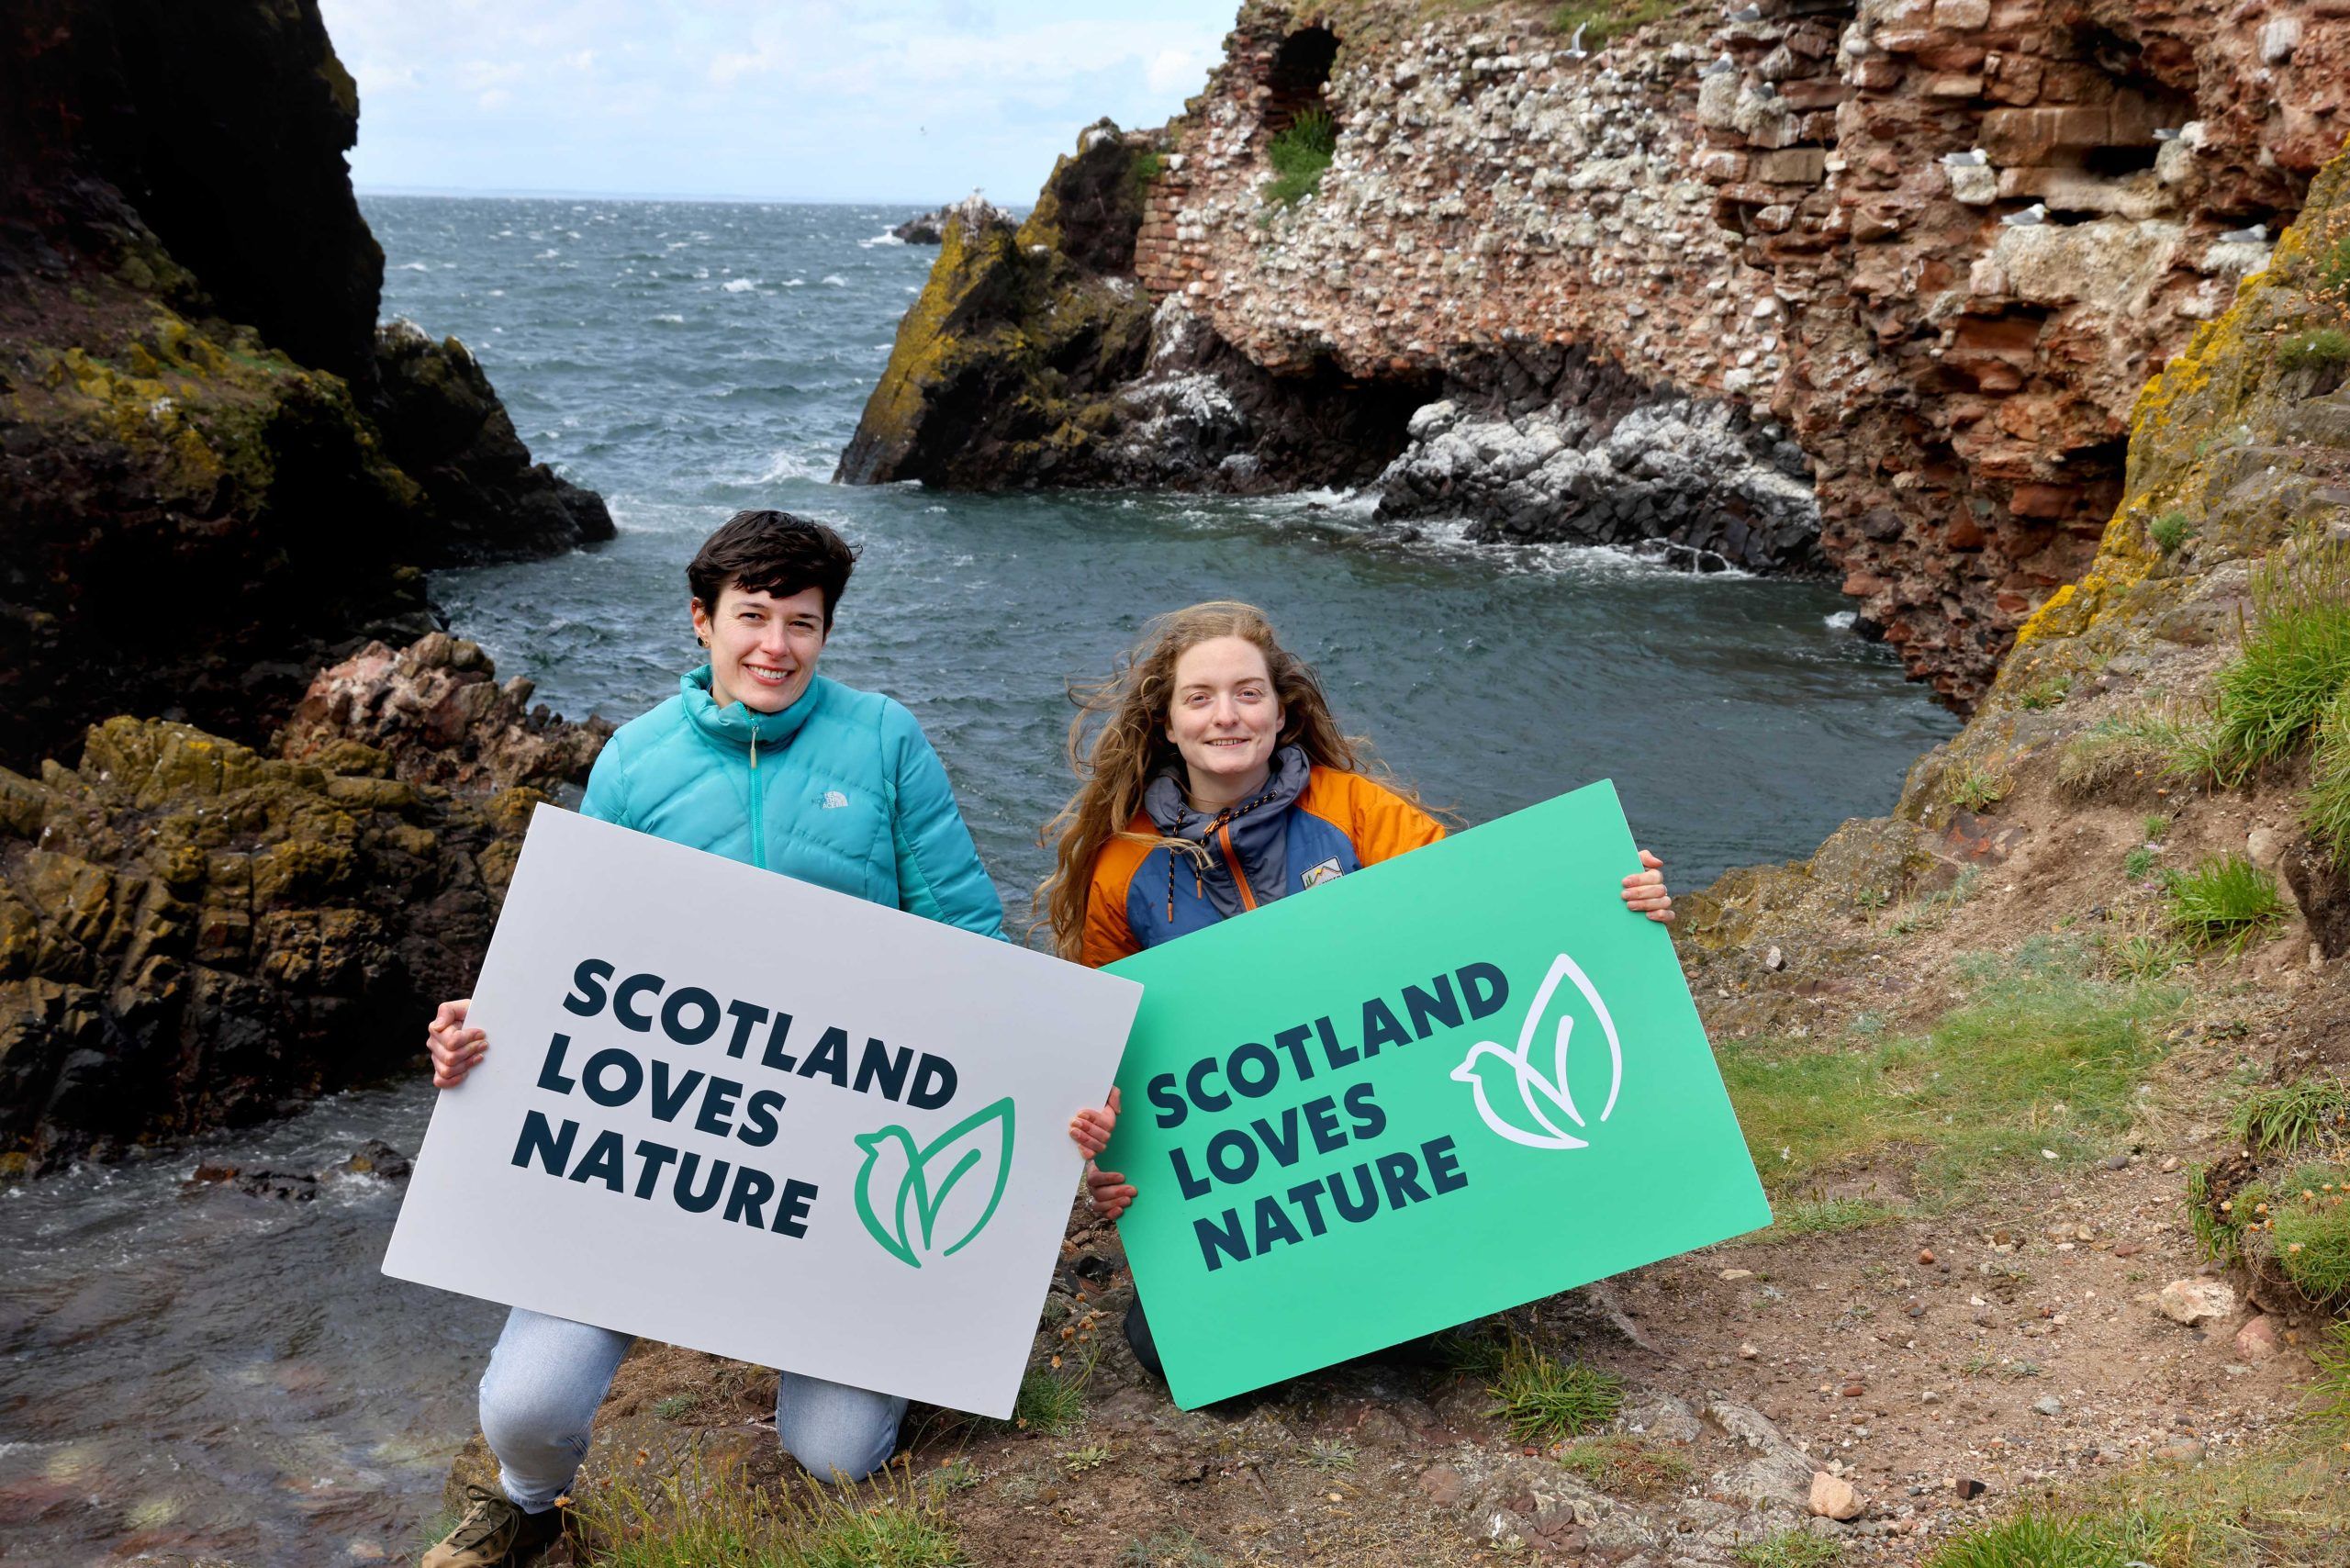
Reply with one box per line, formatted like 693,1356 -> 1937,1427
0,194 -> 1958,1563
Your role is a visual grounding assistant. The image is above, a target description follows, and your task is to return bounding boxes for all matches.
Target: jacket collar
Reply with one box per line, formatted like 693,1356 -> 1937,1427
680,666 -> 826,750
1144,744 -> 1311,839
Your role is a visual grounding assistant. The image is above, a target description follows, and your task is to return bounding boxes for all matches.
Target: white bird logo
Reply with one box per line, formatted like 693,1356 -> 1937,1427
1449,953 -> 1623,1150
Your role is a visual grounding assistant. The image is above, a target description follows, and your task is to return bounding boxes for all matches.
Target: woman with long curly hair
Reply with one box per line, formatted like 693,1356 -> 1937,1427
1038,600 -> 1671,1374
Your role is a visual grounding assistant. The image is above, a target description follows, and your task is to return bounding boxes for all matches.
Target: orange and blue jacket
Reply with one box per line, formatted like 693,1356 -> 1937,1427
1081,746 -> 1444,968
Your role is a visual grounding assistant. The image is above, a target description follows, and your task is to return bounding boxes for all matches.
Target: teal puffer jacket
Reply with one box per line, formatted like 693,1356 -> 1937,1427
578,668 -> 1006,939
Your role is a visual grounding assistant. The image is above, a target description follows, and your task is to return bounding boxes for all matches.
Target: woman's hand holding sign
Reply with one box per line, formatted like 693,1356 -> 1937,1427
1621,848 -> 1672,923
427,998 -> 487,1088
1071,1088 -> 1136,1221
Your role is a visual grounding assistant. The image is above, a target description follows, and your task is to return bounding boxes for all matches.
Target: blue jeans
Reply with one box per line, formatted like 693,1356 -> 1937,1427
478,1307 -> 908,1509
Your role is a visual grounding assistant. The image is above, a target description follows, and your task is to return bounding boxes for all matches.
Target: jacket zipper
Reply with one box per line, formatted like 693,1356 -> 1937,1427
1216,822 -> 1259,912
747,729 -> 767,869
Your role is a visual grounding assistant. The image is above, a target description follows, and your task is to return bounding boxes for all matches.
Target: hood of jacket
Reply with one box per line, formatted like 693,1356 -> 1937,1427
1141,744 -> 1313,920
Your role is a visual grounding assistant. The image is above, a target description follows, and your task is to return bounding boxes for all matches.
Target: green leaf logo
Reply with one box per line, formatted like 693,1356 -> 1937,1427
852,1096 -> 1016,1269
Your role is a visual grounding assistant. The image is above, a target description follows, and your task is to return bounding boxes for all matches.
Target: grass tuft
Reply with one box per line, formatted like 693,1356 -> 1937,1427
1946,759 -> 2012,812
985,1366 -> 1088,1437
1114,1529 -> 1223,1568
1263,109 -> 1337,208
1923,1511 -> 2123,1567
2018,673 -> 2072,711
1299,1437 -> 1358,1473
2210,538 -> 2350,774
2278,326 -> 2350,373
2228,1080 -> 2350,1155
1555,1434 -> 1693,1496
577,1451 -> 964,1568
2148,510 -> 2193,554
1733,1530 -> 1845,1568
1486,1337 -> 1624,1445
2317,231 -> 2350,292
2305,685 -> 2350,864
2308,1318 -> 2350,1441
2055,705 -> 2208,799
2162,855 -> 2287,951
1767,1196 -> 1902,1238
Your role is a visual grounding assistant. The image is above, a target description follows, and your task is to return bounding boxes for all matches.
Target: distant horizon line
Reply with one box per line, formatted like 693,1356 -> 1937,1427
356,182 -> 1034,210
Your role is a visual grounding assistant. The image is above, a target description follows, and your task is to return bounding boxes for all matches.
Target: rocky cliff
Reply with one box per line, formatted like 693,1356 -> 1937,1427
0,635 -> 605,1172
0,0 -> 610,772
845,0 -> 2347,702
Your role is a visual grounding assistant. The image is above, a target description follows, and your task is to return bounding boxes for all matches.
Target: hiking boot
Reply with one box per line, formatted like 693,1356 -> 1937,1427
423,1484 -> 565,1568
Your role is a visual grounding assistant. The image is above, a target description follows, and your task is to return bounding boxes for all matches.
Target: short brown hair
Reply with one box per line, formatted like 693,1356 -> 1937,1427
687,510 -> 860,629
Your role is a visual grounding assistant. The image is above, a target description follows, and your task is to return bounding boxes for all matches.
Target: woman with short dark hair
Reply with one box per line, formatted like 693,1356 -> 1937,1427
420,510 -> 1120,1568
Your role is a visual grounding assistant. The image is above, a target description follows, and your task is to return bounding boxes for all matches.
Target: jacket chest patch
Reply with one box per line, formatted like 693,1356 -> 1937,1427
821,790 -> 849,810
1300,857 -> 1343,890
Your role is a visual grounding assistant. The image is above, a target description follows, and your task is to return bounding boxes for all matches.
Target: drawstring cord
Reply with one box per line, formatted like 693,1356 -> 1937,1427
1164,781 -> 1283,921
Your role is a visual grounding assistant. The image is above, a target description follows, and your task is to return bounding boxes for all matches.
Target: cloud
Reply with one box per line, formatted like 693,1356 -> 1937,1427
320,0 -> 1237,200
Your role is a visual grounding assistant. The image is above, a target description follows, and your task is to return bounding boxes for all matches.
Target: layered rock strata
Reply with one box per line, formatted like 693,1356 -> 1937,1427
0,636 -> 607,1171
850,0 -> 2347,703
0,0 -> 610,771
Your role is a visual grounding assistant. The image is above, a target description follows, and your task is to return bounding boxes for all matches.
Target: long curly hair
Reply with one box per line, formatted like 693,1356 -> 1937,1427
1037,601 -> 1408,959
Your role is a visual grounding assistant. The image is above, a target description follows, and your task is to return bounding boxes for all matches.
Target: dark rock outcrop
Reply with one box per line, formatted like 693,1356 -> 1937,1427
838,122 -> 1434,492
0,636 -> 609,1173
890,196 -> 1013,244
374,320 -> 615,564
0,0 -> 609,772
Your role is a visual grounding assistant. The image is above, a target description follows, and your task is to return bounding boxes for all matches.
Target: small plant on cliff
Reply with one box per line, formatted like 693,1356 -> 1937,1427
2210,537 -> 2350,773
2314,232 -> 2350,294
2310,1317 -> 2350,1439
2306,685 -> 2350,864
2278,326 -> 2350,374
1129,149 -> 1165,201
2056,705 -> 2204,800
2162,854 -> 2287,951
2123,846 -> 2158,880
1263,109 -> 1337,208
1945,759 -> 2011,812
2148,510 -> 2193,554
1923,1511 -> 2125,1568
2017,673 -> 2072,711
1487,1336 -> 1624,1444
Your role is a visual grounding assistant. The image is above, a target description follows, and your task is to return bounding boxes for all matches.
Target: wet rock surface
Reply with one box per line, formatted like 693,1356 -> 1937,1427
0,637 -> 606,1172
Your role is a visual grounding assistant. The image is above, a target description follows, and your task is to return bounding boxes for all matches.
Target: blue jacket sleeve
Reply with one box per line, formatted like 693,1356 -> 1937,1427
577,735 -> 631,827
881,701 -> 1008,940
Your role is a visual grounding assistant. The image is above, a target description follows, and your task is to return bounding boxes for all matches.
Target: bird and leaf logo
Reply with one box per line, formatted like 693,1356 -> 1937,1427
851,1096 -> 1015,1268
1450,953 -> 1623,1150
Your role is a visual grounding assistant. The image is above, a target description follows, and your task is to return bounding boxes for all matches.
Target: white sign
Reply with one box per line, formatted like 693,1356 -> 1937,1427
382,804 -> 1141,1417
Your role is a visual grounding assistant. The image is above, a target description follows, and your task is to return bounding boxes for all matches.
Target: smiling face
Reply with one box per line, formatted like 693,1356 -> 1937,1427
691,582 -> 827,714
1167,635 -> 1285,808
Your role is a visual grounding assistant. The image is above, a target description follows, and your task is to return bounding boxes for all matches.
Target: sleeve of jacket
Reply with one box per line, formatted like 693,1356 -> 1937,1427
881,700 -> 1009,940
1348,773 -> 1446,866
1080,849 -> 1142,969
577,734 -> 632,827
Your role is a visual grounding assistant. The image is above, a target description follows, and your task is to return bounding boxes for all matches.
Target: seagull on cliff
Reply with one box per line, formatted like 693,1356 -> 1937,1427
1700,51 -> 1736,77
1565,22 -> 1589,59
2000,203 -> 2049,228
1941,148 -> 1988,167
1727,5 -> 1762,21
2154,127 -> 2182,140
2216,221 -> 2270,244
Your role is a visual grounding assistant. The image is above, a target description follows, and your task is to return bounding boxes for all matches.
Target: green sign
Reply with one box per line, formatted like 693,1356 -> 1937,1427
1104,780 -> 1770,1407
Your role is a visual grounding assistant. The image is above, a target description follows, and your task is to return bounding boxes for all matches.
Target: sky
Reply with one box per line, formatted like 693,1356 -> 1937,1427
319,0 -> 1237,205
